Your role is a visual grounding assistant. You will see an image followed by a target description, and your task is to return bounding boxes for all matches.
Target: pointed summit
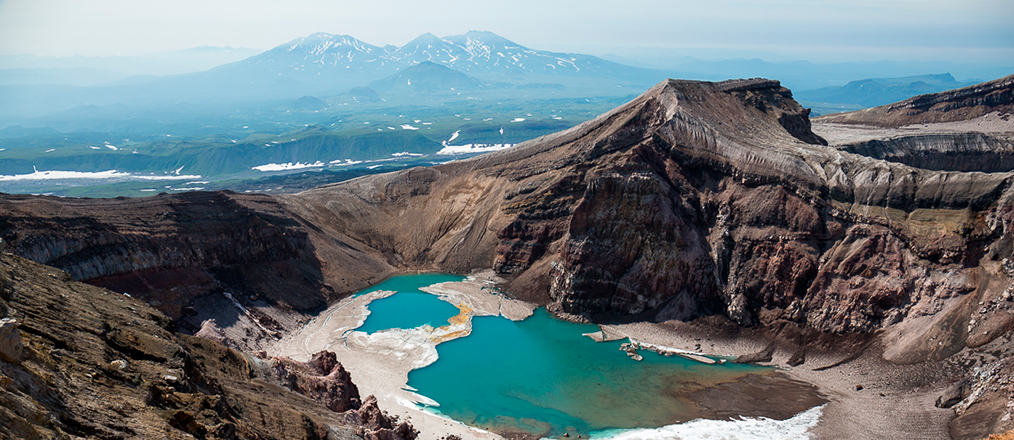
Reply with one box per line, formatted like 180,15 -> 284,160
407,32 -> 443,44
442,30 -> 524,50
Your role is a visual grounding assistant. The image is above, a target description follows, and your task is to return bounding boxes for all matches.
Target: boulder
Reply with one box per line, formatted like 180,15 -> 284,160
0,317 -> 24,362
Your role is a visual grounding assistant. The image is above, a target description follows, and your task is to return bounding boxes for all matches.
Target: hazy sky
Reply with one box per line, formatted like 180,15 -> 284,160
0,0 -> 1011,63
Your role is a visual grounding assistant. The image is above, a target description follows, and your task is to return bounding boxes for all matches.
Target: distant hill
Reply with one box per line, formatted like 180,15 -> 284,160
368,61 -> 496,95
795,73 -> 976,114
288,95 -> 329,111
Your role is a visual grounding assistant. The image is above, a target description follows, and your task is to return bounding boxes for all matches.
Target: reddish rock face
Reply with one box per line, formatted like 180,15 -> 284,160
804,226 -> 916,332
550,156 -> 719,318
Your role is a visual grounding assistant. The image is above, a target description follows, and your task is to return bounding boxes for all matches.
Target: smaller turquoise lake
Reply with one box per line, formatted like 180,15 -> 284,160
357,293 -> 462,333
354,273 -> 466,334
352,274 -> 773,438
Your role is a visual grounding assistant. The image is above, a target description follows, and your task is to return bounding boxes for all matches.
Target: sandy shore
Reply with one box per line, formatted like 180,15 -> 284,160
605,320 -> 956,440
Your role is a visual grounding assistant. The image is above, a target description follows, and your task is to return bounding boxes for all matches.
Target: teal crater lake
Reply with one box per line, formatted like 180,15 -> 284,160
351,274 -> 820,439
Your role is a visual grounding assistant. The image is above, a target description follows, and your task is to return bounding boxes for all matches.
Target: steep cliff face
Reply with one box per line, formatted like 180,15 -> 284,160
826,132 -> 1014,173
0,191 -> 333,320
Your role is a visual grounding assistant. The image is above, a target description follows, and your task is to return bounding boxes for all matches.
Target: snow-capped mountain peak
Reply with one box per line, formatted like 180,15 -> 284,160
215,30 -> 656,90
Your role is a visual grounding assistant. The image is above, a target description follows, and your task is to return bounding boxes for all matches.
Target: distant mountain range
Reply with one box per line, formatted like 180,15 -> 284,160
0,31 -> 667,124
211,31 -> 665,93
1,30 -> 1007,143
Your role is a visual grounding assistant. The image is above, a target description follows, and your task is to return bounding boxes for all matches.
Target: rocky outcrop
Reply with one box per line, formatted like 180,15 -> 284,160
344,396 -> 419,440
263,351 -> 417,440
268,351 -> 362,413
194,319 -> 231,346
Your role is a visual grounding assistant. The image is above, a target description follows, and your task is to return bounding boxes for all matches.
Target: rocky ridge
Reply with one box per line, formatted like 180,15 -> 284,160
816,73 -> 1014,127
3,77 -> 1013,337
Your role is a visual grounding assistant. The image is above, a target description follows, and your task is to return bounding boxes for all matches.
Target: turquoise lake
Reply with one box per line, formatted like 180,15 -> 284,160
353,274 -> 771,438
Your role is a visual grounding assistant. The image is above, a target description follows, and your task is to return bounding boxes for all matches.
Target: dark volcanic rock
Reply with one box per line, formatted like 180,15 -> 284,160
345,395 -> 419,440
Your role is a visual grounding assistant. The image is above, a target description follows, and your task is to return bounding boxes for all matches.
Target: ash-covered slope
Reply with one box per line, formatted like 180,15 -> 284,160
285,77 -> 1013,337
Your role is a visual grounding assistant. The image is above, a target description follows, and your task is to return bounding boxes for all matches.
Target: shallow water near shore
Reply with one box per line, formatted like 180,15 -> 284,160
350,274 -> 804,439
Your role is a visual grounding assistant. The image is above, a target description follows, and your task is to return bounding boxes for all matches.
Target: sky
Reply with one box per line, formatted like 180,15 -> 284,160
0,0 -> 1012,64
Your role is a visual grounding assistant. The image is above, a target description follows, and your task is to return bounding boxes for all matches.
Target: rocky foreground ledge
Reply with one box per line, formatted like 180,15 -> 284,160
0,252 -> 417,440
